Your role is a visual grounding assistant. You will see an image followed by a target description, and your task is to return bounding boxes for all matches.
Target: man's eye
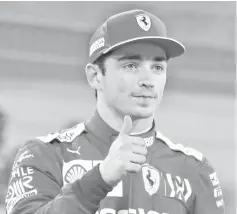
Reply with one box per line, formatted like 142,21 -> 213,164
124,63 -> 137,70
153,65 -> 165,73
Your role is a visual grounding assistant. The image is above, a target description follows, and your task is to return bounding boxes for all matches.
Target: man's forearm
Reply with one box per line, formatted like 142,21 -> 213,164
9,164 -> 113,214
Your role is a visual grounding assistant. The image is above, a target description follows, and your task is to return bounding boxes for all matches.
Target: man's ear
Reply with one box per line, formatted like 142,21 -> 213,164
85,63 -> 103,90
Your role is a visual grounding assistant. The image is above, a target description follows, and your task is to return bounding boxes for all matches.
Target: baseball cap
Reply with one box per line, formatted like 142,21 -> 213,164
89,9 -> 185,63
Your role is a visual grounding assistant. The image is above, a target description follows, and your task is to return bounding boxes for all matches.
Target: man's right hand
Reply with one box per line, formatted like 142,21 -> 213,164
99,115 -> 148,186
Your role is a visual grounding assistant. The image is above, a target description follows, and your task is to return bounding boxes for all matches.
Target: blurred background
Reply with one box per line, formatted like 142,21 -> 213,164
0,1 -> 235,214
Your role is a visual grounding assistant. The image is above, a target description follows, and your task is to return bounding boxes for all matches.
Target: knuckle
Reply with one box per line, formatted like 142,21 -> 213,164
136,164 -> 142,172
138,155 -> 145,163
144,147 -> 148,155
131,145 -> 138,152
139,138 -> 146,145
138,146 -> 147,155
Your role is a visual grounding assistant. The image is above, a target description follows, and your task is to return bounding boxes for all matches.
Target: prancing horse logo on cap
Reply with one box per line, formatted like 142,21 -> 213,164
136,14 -> 151,31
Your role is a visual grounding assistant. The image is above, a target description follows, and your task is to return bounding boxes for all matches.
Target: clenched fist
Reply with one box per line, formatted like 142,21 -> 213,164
99,115 -> 148,186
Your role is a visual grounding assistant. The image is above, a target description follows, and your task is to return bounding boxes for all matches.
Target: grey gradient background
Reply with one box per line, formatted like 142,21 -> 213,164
0,2 -> 235,214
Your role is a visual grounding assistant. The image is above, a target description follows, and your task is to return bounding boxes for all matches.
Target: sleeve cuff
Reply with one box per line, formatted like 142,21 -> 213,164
72,163 -> 113,212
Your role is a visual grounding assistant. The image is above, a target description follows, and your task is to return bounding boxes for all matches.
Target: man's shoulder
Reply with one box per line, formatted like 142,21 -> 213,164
35,123 -> 86,144
10,123 -> 87,181
16,122 -> 87,163
155,131 -> 204,163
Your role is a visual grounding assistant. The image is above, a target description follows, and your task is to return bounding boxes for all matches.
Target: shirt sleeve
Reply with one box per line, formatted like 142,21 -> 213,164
5,140 -> 113,214
192,158 -> 225,214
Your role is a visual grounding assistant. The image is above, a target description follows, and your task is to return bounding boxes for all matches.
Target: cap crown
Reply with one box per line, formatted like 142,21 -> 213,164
89,9 -> 184,62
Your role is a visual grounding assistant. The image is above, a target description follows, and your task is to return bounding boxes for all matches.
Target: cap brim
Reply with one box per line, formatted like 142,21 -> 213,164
103,36 -> 185,59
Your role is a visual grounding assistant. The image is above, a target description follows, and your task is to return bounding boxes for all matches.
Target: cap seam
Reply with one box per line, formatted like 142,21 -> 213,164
105,20 -> 111,48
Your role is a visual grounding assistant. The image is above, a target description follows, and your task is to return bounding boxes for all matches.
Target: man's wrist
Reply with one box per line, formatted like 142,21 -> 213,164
72,163 -> 113,212
99,162 -> 111,186
99,162 -> 118,187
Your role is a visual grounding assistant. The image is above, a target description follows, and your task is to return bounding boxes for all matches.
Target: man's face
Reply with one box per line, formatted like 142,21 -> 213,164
100,41 -> 167,119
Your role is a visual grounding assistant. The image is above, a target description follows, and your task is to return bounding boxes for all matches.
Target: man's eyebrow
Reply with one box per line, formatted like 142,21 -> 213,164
117,55 -> 142,61
153,56 -> 167,62
116,55 -> 167,62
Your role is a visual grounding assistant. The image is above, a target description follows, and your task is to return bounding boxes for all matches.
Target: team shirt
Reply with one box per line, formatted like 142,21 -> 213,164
5,110 -> 225,214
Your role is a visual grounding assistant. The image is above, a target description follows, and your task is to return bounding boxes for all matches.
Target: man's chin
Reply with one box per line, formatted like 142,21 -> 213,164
130,108 -> 154,119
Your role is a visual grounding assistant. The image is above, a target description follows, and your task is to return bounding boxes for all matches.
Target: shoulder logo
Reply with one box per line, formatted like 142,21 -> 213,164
16,150 -> 34,164
209,172 -> 220,186
136,14 -> 151,31
10,150 -> 34,181
36,123 -> 85,144
142,164 -> 160,195
156,132 -> 203,161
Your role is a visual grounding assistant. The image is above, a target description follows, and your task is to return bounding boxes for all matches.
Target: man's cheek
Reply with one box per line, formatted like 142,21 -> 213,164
117,78 -> 130,93
158,76 -> 166,89
154,80 -> 166,100
157,85 -> 166,101
117,84 -> 127,93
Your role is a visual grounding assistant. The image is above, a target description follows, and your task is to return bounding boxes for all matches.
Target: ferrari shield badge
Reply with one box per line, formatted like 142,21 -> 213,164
136,14 -> 151,31
142,164 -> 160,195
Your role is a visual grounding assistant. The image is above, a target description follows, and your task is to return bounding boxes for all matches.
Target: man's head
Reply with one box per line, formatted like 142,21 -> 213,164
85,9 -> 185,119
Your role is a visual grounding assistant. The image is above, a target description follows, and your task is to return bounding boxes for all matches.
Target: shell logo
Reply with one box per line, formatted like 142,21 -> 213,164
64,164 -> 87,184
62,160 -> 123,197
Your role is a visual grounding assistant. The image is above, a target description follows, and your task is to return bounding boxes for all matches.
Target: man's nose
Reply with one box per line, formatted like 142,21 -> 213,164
138,80 -> 154,89
138,69 -> 154,88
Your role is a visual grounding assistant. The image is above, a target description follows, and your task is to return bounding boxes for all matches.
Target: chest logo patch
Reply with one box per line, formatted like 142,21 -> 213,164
64,164 -> 86,184
142,164 -> 160,195
141,164 -> 192,202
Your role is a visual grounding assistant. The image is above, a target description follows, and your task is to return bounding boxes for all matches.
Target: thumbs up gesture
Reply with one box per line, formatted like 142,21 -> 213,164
99,116 -> 148,186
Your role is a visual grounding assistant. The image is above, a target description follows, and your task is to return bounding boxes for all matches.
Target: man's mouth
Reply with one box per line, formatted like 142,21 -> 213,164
134,95 -> 153,98
131,95 -> 156,103
131,93 -> 156,99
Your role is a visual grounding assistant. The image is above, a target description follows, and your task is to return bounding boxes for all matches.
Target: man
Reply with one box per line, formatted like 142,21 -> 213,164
5,9 -> 225,214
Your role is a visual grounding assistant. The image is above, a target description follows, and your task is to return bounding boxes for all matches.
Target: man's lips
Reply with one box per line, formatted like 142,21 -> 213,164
133,96 -> 153,98
131,93 -> 156,99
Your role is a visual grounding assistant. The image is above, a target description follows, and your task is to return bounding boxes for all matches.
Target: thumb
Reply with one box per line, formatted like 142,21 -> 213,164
119,115 -> 133,136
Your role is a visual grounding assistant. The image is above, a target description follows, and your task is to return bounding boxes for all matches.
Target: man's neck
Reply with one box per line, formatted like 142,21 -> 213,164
97,100 -> 154,134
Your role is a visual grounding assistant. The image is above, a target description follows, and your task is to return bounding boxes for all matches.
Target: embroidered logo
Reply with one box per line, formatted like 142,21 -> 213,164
142,164 -> 160,195
136,14 -> 151,31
